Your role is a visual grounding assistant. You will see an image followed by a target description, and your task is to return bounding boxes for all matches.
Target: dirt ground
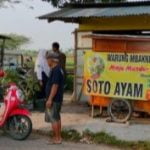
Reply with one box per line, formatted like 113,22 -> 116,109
31,102 -> 150,141
32,103 -> 90,130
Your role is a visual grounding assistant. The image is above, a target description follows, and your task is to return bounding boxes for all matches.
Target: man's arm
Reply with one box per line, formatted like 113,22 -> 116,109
46,84 -> 58,108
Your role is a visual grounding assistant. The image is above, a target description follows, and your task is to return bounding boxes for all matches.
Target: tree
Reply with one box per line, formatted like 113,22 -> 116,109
43,0 -> 126,7
0,0 -> 20,7
0,0 -> 126,8
0,0 -> 34,9
0,33 -> 30,50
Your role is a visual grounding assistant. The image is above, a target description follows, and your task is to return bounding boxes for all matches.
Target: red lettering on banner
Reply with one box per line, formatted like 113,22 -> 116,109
126,66 -> 149,72
109,65 -> 150,72
109,65 -> 124,72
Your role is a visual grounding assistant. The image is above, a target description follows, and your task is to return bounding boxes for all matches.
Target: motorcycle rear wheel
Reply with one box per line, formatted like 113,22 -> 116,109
6,115 -> 32,140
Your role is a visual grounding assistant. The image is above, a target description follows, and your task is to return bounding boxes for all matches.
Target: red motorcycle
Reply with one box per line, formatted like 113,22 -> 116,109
0,70 -> 32,140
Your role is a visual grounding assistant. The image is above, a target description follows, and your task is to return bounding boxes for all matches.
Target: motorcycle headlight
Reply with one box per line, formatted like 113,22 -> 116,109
16,89 -> 25,102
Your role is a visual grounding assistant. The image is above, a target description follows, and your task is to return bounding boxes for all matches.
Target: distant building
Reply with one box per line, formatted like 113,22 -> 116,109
3,50 -> 23,69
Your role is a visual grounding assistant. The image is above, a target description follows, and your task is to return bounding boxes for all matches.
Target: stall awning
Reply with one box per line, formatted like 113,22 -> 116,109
38,1 -> 150,23
83,34 -> 150,41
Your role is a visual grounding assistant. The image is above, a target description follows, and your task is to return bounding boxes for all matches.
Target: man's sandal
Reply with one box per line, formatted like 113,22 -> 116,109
46,140 -> 62,145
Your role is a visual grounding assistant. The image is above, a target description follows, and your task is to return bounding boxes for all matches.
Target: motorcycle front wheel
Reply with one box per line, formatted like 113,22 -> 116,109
6,115 -> 32,140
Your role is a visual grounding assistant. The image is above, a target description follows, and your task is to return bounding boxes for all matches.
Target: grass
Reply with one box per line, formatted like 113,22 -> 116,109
66,56 -> 74,70
48,129 -> 150,150
35,128 -> 150,150
82,130 -> 150,150
65,55 -> 74,92
61,129 -> 81,142
83,130 -> 135,149
65,75 -> 74,92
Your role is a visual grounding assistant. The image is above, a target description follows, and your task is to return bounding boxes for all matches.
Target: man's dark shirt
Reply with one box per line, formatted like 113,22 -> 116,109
46,65 -> 64,103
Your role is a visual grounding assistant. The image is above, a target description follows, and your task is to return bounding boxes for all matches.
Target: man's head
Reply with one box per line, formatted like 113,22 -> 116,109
46,52 -> 59,68
52,42 -> 60,52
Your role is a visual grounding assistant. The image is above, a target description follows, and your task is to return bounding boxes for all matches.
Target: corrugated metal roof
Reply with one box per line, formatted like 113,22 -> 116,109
38,2 -> 150,22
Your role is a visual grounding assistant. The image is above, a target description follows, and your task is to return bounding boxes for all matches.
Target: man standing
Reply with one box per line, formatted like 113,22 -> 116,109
34,50 -> 50,99
45,52 -> 64,144
52,42 -> 66,79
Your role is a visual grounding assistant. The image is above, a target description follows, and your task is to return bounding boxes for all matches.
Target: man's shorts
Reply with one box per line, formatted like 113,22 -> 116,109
45,102 -> 62,123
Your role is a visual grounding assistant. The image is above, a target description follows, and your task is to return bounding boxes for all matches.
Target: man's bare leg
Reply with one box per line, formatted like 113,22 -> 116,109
51,122 -> 58,142
58,120 -> 62,141
53,121 -> 62,143
51,121 -> 62,144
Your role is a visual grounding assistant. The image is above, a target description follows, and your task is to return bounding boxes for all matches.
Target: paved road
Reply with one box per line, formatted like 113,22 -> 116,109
0,133 -> 119,150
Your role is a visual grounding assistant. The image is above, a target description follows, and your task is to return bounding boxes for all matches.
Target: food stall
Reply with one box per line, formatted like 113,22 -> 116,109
39,1 -> 150,122
84,35 -> 150,122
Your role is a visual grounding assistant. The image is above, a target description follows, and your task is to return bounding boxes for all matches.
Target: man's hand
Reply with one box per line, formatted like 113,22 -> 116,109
46,100 -> 52,108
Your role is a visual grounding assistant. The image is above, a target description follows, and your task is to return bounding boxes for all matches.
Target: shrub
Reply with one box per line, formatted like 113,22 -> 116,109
0,69 -> 40,103
65,75 -> 74,92
61,129 -> 81,142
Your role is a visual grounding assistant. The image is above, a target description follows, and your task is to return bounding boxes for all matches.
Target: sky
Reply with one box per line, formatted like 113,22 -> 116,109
0,0 -> 144,51
0,0 -> 77,51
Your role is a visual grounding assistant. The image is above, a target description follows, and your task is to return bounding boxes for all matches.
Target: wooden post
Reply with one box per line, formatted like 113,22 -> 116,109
73,29 -> 78,101
91,104 -> 94,118
0,39 -> 5,68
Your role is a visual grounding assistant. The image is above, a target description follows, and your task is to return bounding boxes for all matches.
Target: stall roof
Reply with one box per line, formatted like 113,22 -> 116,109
38,1 -> 150,23
83,34 -> 150,42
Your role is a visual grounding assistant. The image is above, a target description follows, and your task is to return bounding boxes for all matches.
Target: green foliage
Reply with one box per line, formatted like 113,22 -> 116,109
65,54 -> 74,92
0,69 -> 21,85
43,0 -> 126,7
83,129 -> 133,148
66,57 -> 74,70
82,130 -> 150,150
0,0 -> 126,8
0,33 -> 30,50
38,129 -> 82,142
0,69 -> 40,103
0,69 -> 23,100
61,129 -> 81,142
20,74 -> 40,102
65,75 -> 74,92
23,50 -> 38,57
55,129 -> 150,150
0,0 -> 24,8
